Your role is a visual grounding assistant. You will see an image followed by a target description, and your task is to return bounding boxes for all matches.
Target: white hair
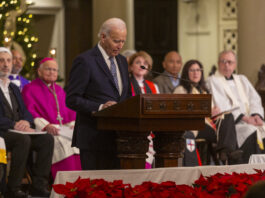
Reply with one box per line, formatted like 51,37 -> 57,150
98,18 -> 126,38
218,50 -> 237,63
0,47 -> 12,57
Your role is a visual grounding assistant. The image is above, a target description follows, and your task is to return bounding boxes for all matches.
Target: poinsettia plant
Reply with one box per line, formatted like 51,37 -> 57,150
53,169 -> 265,198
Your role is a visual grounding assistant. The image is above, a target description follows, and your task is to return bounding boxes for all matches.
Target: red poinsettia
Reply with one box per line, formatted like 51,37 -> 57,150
53,169 -> 265,198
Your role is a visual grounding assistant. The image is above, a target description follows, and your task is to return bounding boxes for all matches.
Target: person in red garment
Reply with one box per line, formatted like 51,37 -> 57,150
128,51 -> 159,95
128,51 -> 159,168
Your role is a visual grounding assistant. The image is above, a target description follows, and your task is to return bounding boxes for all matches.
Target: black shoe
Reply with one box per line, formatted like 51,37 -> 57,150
228,149 -> 243,165
29,186 -> 50,197
4,189 -> 27,198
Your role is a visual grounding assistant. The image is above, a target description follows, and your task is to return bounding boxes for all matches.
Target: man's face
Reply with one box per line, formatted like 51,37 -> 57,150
0,52 -> 12,78
12,50 -> 24,74
100,28 -> 127,57
38,60 -> 58,84
163,52 -> 182,77
218,52 -> 237,78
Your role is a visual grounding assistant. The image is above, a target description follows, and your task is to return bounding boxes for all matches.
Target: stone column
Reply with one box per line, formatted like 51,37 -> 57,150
238,0 -> 265,84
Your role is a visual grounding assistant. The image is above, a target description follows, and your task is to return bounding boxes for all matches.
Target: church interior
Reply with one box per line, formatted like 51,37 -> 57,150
2,0 -> 265,197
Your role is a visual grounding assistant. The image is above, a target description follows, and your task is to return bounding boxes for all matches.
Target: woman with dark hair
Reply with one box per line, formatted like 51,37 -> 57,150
174,60 -> 242,164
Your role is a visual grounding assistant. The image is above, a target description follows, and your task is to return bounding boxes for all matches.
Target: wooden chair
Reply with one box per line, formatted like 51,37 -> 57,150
196,139 -> 220,165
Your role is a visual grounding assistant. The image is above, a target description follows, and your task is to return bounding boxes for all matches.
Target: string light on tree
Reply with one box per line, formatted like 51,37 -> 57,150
0,0 -> 38,79
49,48 -> 56,58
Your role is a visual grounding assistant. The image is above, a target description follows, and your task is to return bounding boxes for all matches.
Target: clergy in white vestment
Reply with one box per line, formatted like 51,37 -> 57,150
207,50 -> 265,163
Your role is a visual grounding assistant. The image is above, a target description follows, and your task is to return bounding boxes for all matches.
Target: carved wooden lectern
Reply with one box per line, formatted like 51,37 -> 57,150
94,94 -> 211,169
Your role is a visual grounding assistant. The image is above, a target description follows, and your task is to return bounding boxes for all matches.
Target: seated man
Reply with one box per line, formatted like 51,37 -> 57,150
22,57 -> 81,179
8,49 -> 29,91
153,51 -> 183,93
0,47 -> 53,198
207,50 -> 265,163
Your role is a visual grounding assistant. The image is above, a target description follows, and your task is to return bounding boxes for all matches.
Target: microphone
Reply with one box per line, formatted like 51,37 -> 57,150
140,65 -> 190,82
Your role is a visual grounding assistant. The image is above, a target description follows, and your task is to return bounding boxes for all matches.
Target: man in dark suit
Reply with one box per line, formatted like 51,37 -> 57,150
66,18 -> 132,170
0,47 -> 53,198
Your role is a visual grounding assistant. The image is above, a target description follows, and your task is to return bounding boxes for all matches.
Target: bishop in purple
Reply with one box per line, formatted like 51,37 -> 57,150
22,57 -> 81,178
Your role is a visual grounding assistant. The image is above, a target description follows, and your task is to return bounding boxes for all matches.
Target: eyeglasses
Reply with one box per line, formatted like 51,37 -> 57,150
219,59 -> 235,65
189,68 -> 203,73
43,67 -> 58,72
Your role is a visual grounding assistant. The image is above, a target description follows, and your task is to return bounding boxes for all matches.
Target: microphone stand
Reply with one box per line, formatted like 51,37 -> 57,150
140,66 -> 190,83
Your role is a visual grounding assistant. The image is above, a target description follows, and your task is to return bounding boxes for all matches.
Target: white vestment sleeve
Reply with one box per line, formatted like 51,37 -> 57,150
240,75 -> 264,118
34,117 -> 50,131
64,121 -> 75,128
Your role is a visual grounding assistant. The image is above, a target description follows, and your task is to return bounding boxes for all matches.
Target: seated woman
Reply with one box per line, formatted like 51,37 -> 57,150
128,51 -> 159,95
22,58 -> 81,178
128,51 -> 159,168
174,59 -> 242,164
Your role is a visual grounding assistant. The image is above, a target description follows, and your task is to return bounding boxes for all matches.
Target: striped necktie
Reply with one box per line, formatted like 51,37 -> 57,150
109,57 -> 119,90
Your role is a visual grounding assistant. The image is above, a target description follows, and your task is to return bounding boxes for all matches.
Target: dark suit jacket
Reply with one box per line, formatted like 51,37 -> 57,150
0,83 -> 34,136
66,45 -> 132,150
153,71 -> 177,94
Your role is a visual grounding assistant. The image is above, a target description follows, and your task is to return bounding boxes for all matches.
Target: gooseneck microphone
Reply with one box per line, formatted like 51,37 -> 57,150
140,65 -> 190,82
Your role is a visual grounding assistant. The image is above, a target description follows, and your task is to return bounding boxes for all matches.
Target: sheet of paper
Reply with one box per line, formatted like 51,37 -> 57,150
58,125 -> 74,140
211,106 -> 240,119
8,129 -> 47,135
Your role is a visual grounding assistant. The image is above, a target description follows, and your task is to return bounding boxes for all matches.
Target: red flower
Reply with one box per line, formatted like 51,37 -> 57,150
53,169 -> 265,198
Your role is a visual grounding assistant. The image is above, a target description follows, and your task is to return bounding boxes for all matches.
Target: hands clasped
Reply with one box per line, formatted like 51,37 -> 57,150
14,120 -> 35,132
242,115 -> 264,126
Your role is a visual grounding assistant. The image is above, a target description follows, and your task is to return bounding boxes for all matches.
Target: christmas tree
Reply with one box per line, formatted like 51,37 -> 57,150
0,0 -> 38,79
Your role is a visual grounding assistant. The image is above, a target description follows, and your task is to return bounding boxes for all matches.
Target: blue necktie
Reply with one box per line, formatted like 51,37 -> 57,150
109,57 -> 119,90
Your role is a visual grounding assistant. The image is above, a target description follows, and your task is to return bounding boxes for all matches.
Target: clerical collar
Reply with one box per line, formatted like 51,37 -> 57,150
225,75 -> 234,80
9,74 -> 19,80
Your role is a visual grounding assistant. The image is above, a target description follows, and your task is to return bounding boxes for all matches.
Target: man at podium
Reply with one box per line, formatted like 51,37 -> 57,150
66,18 -> 132,170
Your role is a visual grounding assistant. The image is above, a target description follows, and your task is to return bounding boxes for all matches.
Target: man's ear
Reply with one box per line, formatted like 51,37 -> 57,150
101,33 -> 107,41
37,68 -> 42,77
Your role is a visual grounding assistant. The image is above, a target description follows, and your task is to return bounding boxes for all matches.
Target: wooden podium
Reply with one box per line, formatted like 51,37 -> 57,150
94,94 -> 211,169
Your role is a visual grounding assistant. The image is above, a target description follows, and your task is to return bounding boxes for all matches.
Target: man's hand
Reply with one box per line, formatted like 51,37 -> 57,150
242,115 -> 263,126
45,124 -> 59,136
25,128 -> 35,132
14,120 -> 31,131
102,101 -> 117,110
253,115 -> 264,126
211,106 -> 221,117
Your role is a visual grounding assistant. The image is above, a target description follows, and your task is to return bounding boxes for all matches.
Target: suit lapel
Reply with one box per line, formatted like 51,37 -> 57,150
0,88 -> 13,114
163,72 -> 175,92
93,47 -> 120,94
9,84 -> 23,114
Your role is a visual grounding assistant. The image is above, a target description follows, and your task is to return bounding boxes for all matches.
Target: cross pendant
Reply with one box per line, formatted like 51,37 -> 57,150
57,113 -> 63,126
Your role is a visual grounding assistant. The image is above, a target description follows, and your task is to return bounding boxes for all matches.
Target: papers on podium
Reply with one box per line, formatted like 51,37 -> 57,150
58,125 -> 74,140
8,129 -> 47,135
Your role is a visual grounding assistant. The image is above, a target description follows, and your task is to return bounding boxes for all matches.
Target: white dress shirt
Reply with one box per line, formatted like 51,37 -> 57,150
98,43 -> 123,95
